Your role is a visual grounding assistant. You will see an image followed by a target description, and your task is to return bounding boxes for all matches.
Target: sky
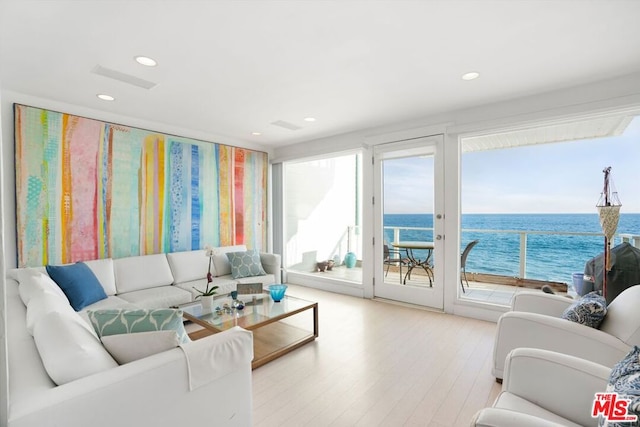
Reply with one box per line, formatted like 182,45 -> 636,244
384,116 -> 640,214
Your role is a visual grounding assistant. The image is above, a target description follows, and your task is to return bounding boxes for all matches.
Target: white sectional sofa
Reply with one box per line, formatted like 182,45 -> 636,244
5,246 -> 281,427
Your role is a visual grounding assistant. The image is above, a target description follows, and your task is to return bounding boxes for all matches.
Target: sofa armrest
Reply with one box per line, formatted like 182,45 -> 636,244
492,312 -> 630,379
8,329 -> 253,427
502,348 -> 610,427
471,407 -> 566,427
260,252 -> 281,277
180,326 -> 253,389
510,291 -> 574,317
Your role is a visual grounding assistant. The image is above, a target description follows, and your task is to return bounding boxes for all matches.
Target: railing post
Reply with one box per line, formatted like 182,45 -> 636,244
619,234 -> 640,248
519,232 -> 527,278
393,228 -> 400,244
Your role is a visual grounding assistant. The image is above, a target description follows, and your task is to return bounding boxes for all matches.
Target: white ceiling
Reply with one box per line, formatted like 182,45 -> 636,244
1,1 -> 640,149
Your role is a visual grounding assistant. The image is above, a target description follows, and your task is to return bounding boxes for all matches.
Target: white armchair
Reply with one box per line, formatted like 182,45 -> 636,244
492,284 -> 640,380
474,348 -> 610,427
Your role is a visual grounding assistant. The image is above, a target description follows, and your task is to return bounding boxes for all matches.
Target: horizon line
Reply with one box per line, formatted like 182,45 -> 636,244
384,212 -> 640,215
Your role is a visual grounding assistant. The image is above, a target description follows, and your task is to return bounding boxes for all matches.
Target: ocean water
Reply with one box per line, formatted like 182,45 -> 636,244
383,213 -> 640,284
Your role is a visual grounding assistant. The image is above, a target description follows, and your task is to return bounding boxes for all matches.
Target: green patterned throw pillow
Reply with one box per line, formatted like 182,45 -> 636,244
87,309 -> 190,344
226,249 -> 267,279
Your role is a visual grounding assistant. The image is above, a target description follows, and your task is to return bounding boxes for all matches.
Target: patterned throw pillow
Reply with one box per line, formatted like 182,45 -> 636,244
561,291 -> 607,328
226,249 -> 267,279
87,308 -> 190,344
599,346 -> 640,427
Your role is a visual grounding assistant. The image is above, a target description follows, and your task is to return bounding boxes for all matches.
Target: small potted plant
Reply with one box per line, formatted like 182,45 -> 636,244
194,245 -> 219,312
193,282 -> 219,312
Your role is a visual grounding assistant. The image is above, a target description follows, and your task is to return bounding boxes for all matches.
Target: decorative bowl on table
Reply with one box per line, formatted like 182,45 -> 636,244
268,284 -> 288,302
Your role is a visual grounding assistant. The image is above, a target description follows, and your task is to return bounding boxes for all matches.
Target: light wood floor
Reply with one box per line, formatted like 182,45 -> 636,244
252,284 -> 502,426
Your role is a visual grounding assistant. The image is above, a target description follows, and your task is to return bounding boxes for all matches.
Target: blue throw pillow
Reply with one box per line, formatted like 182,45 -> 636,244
226,249 -> 267,279
561,291 -> 607,329
46,262 -> 107,311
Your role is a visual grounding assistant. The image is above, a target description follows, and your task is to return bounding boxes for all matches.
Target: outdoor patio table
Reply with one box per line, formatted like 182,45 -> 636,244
391,241 -> 434,286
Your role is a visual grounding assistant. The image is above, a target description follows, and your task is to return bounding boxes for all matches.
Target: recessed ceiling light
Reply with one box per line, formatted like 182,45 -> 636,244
462,72 -> 480,81
251,132 -> 262,136
135,56 -> 157,67
97,94 -> 115,101
304,117 -> 316,122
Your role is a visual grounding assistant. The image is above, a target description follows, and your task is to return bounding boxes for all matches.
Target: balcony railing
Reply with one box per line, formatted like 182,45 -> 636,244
384,226 -> 640,282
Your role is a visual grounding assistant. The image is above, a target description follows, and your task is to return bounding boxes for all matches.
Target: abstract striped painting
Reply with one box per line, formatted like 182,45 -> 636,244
14,104 -> 268,267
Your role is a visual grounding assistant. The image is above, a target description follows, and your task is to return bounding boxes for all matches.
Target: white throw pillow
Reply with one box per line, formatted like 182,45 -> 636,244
101,330 -> 180,364
17,268 -> 68,306
26,292 -> 76,336
33,311 -> 118,385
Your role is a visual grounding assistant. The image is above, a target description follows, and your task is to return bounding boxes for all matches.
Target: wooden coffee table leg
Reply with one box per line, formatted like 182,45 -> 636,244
313,303 -> 319,338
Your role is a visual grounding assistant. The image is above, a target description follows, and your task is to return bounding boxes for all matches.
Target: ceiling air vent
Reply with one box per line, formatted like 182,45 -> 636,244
270,120 -> 302,131
91,65 -> 157,90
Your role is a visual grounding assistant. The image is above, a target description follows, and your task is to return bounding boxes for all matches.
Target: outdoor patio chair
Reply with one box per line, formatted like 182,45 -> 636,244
460,239 -> 479,293
383,243 -> 409,280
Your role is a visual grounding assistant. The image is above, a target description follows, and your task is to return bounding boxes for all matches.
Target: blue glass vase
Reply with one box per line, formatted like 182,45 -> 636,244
344,252 -> 357,268
268,284 -> 288,302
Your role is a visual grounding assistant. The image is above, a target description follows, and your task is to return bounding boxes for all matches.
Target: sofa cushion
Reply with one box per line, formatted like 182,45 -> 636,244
45,262 -> 108,311
259,252 -> 281,276
226,249 -> 267,279
17,268 -> 68,306
561,291 -> 607,329
26,292 -> 77,336
166,250 -> 211,283
114,253 -> 174,293
83,258 -> 117,296
101,330 -> 180,364
88,308 -> 190,344
117,286 -> 192,309
601,346 -> 640,426
235,274 -> 275,287
33,310 -> 118,385
212,245 -> 247,277
82,295 -> 141,312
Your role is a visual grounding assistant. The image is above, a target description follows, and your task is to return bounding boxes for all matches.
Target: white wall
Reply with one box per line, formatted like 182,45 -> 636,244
0,90 -> 275,271
273,71 -> 640,319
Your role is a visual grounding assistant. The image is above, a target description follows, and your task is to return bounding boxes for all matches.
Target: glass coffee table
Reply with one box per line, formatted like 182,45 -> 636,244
180,292 -> 318,369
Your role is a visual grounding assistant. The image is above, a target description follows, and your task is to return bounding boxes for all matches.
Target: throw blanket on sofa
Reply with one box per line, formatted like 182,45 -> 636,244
180,326 -> 254,390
